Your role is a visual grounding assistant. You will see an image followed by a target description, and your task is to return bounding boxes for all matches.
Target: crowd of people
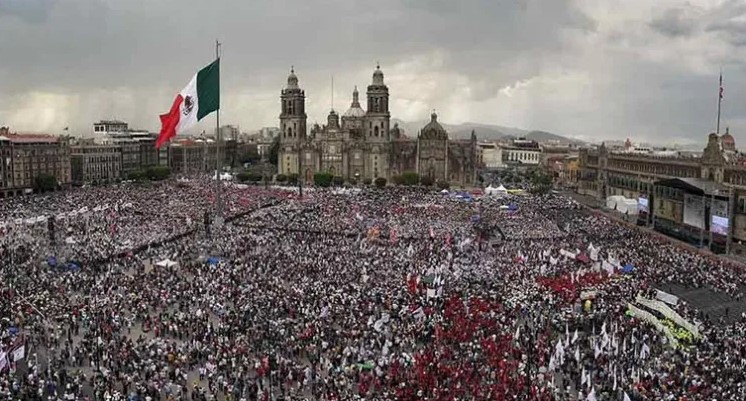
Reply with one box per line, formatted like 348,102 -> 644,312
1,178 -> 745,401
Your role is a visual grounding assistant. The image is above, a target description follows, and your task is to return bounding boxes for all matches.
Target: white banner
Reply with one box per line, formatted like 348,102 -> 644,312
627,304 -> 679,348
636,296 -> 700,338
655,289 -> 679,306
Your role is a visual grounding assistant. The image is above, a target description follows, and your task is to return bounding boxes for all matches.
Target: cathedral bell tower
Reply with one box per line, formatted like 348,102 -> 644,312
364,64 -> 391,180
279,67 -> 307,175
366,64 -> 390,142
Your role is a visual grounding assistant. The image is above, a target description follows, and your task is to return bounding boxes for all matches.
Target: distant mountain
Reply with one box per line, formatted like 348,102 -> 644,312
391,118 -> 582,144
524,130 -> 583,144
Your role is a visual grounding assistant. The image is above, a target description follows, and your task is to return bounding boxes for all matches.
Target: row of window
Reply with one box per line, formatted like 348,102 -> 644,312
608,175 -> 653,194
505,151 -> 539,162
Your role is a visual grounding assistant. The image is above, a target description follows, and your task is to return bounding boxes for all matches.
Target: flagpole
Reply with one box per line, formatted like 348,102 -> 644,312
717,69 -> 722,135
215,39 -> 223,225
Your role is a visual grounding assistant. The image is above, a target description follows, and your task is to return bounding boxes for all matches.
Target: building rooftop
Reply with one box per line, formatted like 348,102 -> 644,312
0,133 -> 60,144
655,177 -> 729,195
95,120 -> 128,125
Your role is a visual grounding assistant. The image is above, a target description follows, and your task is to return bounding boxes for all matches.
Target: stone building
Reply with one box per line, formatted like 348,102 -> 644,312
166,138 -> 233,175
576,129 -> 746,255
70,144 -> 122,185
277,66 -> 478,186
0,128 -> 71,197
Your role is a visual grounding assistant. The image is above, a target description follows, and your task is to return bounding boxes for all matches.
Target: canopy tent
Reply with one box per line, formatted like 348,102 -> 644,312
207,256 -> 220,266
213,172 -> 233,181
156,259 -> 178,268
485,185 -> 508,196
451,192 -> 474,202
606,195 -> 625,210
440,189 -> 449,194
66,261 -> 81,271
617,198 -> 639,215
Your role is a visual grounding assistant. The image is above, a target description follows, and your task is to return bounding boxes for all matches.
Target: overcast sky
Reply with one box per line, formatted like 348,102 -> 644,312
2,0 -> 746,145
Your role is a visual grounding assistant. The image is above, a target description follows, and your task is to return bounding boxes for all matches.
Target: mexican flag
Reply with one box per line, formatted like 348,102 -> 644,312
156,59 -> 220,148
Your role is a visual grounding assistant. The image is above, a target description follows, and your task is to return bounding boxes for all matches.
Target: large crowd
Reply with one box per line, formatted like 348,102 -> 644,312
1,179 -> 745,401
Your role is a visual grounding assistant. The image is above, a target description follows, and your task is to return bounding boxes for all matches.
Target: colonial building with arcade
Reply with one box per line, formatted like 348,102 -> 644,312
577,130 -> 746,255
277,66 -> 478,187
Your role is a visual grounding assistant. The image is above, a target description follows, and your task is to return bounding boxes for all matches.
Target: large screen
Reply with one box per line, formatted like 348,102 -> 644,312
638,197 -> 649,213
683,194 -> 705,229
711,215 -> 729,236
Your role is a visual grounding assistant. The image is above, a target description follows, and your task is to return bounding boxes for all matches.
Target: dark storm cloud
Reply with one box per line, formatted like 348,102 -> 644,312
649,8 -> 697,38
2,0 -> 746,144
704,0 -> 746,47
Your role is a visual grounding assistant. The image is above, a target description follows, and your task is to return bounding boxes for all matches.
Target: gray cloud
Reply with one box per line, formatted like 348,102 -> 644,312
0,0 -> 57,24
1,0 -> 746,146
649,8 -> 697,38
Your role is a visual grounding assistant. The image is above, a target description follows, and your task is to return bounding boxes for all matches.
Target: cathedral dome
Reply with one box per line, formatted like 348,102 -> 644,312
286,67 -> 299,89
722,127 -> 735,150
372,64 -> 384,86
343,86 -> 366,118
420,112 -> 448,140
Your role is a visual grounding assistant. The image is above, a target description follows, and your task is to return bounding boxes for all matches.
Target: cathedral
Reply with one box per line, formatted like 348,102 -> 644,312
277,65 -> 478,186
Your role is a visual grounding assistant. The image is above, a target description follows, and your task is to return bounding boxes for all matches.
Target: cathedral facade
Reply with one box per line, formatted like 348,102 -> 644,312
277,66 -> 478,186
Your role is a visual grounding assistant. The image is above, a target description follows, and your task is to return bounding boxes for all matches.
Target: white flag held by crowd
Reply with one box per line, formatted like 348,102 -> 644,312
11,346 -> 24,362
0,352 -> 7,372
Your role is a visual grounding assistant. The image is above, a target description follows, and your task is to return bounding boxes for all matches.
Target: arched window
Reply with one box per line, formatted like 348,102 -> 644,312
374,126 -> 379,137
287,127 -> 293,138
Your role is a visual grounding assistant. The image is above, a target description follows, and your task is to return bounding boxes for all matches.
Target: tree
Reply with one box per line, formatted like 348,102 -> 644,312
374,177 -> 387,188
249,173 -> 263,183
363,178 -> 372,186
237,171 -> 262,183
236,172 -> 251,182
268,136 -> 280,166
390,175 -> 404,185
34,173 -> 57,192
349,178 -> 357,186
239,151 -> 261,166
145,166 -> 171,181
420,176 -> 434,187
313,172 -> 333,187
401,172 -> 420,186
529,170 -> 553,194
332,176 -> 344,186
287,173 -> 299,185
437,181 -> 450,190
127,170 -> 146,181
276,174 -> 287,183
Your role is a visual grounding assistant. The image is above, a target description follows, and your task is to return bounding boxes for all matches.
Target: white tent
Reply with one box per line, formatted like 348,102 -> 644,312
440,189 -> 449,194
156,259 -> 178,268
617,198 -> 639,215
485,185 -> 508,196
213,172 -> 233,181
606,195 -> 625,210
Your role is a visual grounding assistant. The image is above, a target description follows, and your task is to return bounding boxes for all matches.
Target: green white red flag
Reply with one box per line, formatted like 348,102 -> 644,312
156,59 -> 220,148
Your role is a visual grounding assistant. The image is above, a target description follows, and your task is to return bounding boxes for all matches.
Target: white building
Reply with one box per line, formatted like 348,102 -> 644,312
502,139 -> 541,166
478,142 -> 505,169
93,120 -> 128,135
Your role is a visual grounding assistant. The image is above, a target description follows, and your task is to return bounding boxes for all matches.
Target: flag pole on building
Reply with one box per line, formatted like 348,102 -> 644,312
717,69 -> 723,135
